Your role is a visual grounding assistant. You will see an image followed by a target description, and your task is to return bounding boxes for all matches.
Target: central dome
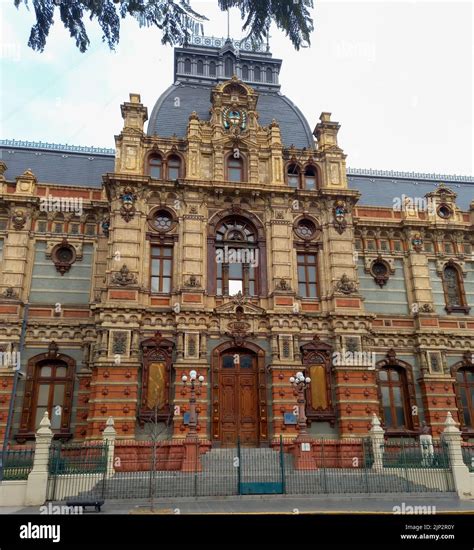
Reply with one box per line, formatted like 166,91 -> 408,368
146,40 -> 315,149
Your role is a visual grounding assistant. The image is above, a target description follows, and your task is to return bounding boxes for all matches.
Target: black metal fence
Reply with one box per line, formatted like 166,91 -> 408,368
47,443 -> 108,502
46,437 -> 456,502
462,443 -> 474,472
0,448 -> 35,480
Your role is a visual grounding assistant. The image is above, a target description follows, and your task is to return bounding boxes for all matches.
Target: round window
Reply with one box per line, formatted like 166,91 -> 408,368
437,204 -> 452,219
153,210 -> 173,231
295,219 -> 317,239
56,247 -> 74,263
372,261 -> 388,277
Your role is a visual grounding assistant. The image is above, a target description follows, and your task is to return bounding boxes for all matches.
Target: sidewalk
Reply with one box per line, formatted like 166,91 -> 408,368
3,494 -> 474,515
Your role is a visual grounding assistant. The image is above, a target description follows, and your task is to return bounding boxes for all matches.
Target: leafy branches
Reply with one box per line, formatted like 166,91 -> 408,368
13,0 -> 314,53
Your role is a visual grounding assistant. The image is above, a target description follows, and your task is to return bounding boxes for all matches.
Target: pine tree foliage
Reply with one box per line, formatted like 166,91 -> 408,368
13,0 -> 314,53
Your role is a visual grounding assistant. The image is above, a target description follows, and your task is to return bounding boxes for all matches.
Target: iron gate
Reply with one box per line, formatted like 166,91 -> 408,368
47,442 -> 108,502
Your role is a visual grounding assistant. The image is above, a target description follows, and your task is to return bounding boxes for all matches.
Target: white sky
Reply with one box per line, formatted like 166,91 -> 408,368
0,1 -> 473,175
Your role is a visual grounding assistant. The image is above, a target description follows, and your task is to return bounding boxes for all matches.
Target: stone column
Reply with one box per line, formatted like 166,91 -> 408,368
25,412 -> 54,505
102,416 -> 116,478
369,414 -> 385,472
442,412 -> 472,500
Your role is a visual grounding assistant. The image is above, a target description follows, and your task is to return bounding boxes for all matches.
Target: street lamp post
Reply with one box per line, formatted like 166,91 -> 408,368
289,371 -> 311,436
181,370 -> 204,438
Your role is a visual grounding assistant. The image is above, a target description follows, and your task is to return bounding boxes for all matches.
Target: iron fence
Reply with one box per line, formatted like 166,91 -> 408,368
47,443 -> 108,502
46,436 -> 456,501
0,448 -> 35,480
462,443 -> 474,472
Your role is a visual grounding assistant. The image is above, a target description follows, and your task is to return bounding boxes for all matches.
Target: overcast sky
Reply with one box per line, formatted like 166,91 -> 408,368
0,1 -> 472,176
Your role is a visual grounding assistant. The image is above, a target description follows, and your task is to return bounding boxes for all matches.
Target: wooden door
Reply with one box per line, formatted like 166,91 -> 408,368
219,351 -> 259,447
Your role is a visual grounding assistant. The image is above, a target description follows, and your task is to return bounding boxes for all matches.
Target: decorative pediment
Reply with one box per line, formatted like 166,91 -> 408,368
214,293 -> 266,315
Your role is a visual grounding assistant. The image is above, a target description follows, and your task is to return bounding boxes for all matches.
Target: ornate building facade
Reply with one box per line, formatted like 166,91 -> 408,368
1,39 -> 473,448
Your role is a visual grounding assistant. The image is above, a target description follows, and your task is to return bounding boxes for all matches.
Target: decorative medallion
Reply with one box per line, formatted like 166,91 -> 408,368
222,107 -> 247,131
111,264 -> 137,286
119,186 -> 137,222
333,200 -> 347,234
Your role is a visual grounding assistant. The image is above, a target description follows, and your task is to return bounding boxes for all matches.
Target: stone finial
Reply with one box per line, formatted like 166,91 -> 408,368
106,416 -> 115,428
370,413 -> 384,434
103,416 -> 116,440
37,411 -> 52,435
443,411 -> 460,434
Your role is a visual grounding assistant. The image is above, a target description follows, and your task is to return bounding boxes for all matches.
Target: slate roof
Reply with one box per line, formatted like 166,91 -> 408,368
1,142 -> 472,210
147,82 -> 315,149
347,170 -> 474,211
0,144 -> 113,188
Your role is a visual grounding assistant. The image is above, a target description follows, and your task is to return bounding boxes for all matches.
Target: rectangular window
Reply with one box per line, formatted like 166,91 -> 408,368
297,253 -> 318,298
150,245 -> 173,293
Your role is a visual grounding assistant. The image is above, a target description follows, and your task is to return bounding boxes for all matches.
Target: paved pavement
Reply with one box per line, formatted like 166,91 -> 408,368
2,494 -> 474,515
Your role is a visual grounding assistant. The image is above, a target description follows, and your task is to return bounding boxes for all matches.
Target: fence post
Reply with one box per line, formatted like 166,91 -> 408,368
441,412 -> 472,500
102,417 -> 116,478
24,412 -> 53,505
369,414 -> 385,472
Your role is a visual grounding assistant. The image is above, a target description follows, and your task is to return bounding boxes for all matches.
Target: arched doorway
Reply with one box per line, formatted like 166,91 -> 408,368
211,342 -> 267,447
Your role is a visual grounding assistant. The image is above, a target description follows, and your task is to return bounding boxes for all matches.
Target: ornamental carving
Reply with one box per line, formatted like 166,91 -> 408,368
12,209 -> 27,230
184,275 -> 200,288
120,186 -> 137,222
334,273 -> 358,295
101,216 -> 110,237
411,233 -> 423,252
112,331 -> 128,355
111,265 -> 137,286
226,319 -> 252,347
3,287 -> 18,299
51,238 -> 77,275
333,200 -> 347,234
276,278 -> 291,291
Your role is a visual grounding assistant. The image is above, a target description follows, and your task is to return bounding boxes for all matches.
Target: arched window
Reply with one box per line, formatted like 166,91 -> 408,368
215,216 -> 259,296
227,156 -> 244,182
209,61 -> 216,76
18,345 -> 75,440
242,65 -> 249,79
167,155 -> 181,180
304,166 -> 317,190
197,60 -> 204,75
443,263 -> 469,313
148,156 -> 162,179
378,367 -> 411,430
266,67 -> 273,83
225,57 -> 234,77
287,164 -> 300,188
254,66 -> 261,81
184,58 -> 192,74
456,367 -> 474,428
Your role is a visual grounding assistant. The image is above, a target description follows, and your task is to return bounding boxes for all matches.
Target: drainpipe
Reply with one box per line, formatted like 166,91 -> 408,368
0,303 -> 29,481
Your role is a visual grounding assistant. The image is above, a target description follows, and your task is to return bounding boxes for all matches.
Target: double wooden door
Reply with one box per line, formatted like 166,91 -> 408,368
217,350 -> 259,447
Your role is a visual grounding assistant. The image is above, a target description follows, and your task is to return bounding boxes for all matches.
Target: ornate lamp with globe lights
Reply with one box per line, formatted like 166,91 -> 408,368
289,371 -> 311,436
181,369 -> 204,438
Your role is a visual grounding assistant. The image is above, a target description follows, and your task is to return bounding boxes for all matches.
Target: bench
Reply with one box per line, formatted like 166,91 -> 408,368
65,500 -> 104,512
